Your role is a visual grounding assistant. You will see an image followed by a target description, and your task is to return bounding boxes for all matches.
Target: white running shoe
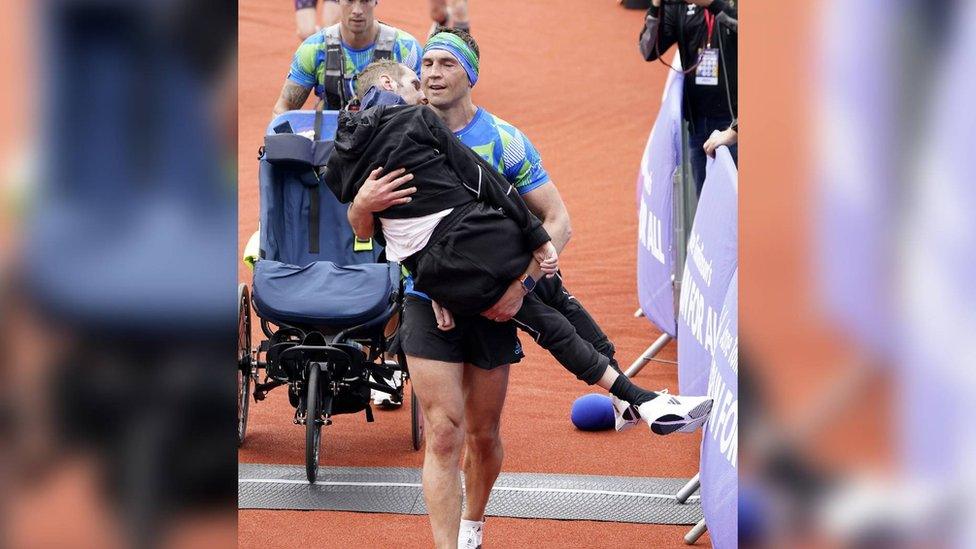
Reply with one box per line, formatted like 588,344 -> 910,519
611,396 -> 641,432
370,368 -> 403,409
458,519 -> 483,549
611,388 -> 669,432
637,394 -> 713,435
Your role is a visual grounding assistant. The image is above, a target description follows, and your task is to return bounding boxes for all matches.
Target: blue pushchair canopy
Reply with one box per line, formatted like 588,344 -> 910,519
252,110 -> 399,329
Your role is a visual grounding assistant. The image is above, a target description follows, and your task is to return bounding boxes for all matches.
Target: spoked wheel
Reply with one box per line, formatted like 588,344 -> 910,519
410,380 -> 424,451
305,364 -> 325,484
400,349 -> 424,451
238,283 -> 252,447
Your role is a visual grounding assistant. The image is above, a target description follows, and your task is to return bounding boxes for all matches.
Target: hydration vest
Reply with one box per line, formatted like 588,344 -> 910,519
323,23 -> 397,110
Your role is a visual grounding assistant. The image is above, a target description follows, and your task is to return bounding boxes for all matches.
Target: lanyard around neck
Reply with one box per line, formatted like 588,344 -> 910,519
703,9 -> 716,49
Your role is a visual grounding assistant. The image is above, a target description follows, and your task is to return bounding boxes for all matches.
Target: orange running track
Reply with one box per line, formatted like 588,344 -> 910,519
239,1 -> 709,546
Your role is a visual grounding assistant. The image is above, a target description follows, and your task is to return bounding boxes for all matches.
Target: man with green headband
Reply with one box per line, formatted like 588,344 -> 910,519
350,29 -> 629,549
424,31 -> 590,549
345,32 -> 715,546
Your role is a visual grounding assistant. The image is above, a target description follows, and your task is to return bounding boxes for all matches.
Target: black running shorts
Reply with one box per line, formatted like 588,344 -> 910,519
397,295 -> 524,370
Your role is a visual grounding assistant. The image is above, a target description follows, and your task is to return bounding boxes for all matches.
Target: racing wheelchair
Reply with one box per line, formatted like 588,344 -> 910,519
238,109 -> 423,483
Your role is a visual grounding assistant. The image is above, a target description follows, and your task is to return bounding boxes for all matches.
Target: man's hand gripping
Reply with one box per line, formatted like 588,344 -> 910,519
352,167 -> 417,213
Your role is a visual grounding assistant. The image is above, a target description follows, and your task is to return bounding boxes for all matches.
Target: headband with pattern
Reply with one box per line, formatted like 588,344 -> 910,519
424,32 -> 479,86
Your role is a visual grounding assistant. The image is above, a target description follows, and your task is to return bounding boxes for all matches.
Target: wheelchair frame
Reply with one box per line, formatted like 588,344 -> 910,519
237,280 -> 424,483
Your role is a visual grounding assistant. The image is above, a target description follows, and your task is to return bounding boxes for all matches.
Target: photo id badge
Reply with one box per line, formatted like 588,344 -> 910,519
696,48 -> 720,86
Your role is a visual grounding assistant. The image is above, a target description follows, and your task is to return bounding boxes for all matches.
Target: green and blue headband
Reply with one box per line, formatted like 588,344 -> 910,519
424,32 -> 479,86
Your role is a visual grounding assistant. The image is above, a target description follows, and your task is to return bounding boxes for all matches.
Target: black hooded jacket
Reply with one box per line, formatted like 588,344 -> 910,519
639,0 -> 737,125
324,97 -> 550,252
323,92 -> 551,315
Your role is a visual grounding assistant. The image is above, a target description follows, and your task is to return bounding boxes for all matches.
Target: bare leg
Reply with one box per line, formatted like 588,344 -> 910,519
449,0 -> 469,27
409,356 -> 466,549
321,0 -> 341,27
461,363 -> 509,522
295,7 -> 318,40
430,0 -> 450,24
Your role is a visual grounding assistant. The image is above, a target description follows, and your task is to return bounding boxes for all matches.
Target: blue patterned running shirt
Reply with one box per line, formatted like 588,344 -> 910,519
404,108 -> 551,299
287,26 -> 422,100
453,107 -> 551,195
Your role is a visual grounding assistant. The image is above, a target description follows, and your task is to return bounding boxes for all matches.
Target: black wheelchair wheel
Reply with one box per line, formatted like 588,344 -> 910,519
410,380 -> 424,451
238,283 -> 252,447
398,348 -> 424,451
305,364 -> 322,483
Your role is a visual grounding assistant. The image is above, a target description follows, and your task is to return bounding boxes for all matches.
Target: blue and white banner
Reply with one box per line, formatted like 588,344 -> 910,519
636,64 -> 684,337
701,269 -> 738,549
677,147 -> 738,395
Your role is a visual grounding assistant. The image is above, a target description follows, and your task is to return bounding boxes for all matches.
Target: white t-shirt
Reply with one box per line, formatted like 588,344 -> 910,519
379,208 -> 454,262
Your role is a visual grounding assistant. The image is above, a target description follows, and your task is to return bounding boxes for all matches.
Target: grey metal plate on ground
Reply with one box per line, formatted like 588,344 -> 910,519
239,463 -> 702,525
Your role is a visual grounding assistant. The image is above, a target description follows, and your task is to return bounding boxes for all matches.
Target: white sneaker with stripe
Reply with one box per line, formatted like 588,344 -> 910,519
611,389 -> 669,432
637,394 -> 714,435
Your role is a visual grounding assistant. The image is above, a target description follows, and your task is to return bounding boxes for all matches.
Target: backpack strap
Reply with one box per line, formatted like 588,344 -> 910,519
325,24 -> 397,109
372,24 -> 397,60
322,24 -> 347,110
308,184 -> 321,254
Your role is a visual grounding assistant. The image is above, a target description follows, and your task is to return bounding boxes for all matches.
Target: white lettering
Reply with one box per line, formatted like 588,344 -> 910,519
704,306 -> 719,356
648,212 -> 664,264
707,362 -> 725,416
638,198 -> 665,265
680,277 -> 706,345
718,316 -> 735,359
686,232 -> 714,287
711,388 -> 731,443
705,355 -> 738,468
706,360 -> 720,399
638,199 -> 648,248
717,306 -> 738,374
719,401 -> 737,465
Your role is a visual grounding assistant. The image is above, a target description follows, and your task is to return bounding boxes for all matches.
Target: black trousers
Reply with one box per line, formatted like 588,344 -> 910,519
532,274 -> 618,374
410,203 -> 616,385
411,202 -> 531,317
511,275 -> 614,386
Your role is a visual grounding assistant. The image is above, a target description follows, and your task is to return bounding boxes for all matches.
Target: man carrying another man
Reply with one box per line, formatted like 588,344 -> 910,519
345,29 -> 711,548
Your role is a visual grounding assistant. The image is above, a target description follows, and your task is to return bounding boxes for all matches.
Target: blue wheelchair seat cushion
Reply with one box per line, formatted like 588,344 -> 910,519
252,259 -> 398,327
